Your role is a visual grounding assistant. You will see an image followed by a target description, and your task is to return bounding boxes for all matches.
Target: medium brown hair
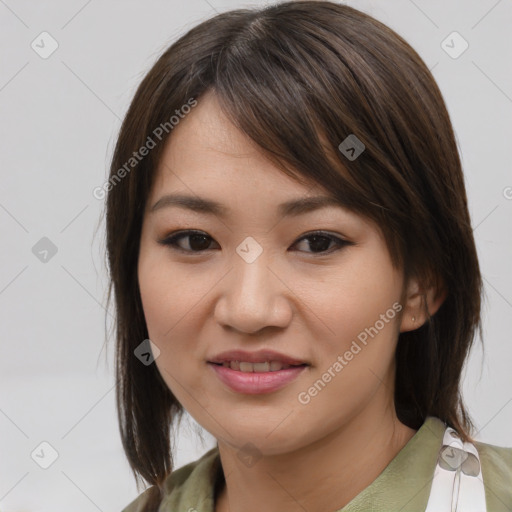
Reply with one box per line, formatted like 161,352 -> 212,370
104,0 -> 483,506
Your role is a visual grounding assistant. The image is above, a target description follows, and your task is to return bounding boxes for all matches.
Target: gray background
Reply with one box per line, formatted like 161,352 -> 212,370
0,0 -> 511,510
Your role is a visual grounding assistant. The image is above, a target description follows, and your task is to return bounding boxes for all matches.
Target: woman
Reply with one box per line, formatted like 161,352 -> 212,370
104,1 -> 512,511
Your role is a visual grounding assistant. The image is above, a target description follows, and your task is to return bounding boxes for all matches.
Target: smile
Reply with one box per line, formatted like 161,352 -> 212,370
208,362 -> 308,394
213,360 -> 306,372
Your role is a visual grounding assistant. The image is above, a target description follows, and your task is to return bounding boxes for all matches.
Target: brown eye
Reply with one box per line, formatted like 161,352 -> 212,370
292,232 -> 351,255
159,231 -> 218,253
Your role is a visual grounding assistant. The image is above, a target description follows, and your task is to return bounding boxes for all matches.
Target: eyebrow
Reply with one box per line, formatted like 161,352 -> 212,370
150,193 -> 345,218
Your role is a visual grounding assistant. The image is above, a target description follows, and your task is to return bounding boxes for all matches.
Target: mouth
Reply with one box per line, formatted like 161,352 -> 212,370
208,361 -> 308,372
207,350 -> 310,393
207,349 -> 309,371
207,361 -> 309,394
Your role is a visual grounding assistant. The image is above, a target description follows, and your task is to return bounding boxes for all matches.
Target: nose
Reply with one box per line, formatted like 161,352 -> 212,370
214,251 -> 293,334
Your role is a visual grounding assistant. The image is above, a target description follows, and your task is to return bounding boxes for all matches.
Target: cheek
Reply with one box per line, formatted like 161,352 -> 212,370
302,257 -> 401,346
138,250 -> 202,339
302,252 -> 402,403
137,250 -> 210,395
138,258 -> 170,339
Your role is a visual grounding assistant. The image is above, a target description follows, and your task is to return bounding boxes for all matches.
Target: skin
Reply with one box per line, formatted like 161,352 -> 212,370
137,90 -> 445,512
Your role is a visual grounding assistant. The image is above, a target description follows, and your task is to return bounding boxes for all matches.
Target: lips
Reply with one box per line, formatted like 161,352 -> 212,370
208,361 -> 308,394
216,360 -> 301,372
207,349 -> 309,394
207,349 -> 308,367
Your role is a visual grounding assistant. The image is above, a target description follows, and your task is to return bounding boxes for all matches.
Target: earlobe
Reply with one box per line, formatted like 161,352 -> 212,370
399,276 -> 447,333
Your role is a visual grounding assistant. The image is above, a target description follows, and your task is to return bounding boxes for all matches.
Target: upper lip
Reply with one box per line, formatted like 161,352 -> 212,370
208,349 -> 308,366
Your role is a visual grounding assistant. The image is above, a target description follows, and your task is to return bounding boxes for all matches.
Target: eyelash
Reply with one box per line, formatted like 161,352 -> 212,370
157,230 -> 352,256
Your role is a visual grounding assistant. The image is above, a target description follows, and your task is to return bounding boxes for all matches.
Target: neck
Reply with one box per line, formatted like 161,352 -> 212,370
214,405 -> 417,512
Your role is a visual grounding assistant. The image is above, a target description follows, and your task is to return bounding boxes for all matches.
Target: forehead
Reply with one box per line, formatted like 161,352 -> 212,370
150,92 -> 325,204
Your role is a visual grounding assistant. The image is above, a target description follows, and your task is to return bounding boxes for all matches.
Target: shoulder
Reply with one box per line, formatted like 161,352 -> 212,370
474,439 -> 512,509
476,439 -> 512,475
121,485 -> 158,512
121,446 -> 220,512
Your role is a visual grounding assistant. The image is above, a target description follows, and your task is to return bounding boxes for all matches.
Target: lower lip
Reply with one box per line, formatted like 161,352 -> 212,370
208,363 -> 308,394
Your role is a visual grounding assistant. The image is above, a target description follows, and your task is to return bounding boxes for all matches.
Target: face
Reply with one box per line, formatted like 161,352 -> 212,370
138,91 -> 409,455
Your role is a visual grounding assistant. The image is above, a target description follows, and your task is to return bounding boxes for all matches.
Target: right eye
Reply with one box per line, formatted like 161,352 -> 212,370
158,230 -> 219,253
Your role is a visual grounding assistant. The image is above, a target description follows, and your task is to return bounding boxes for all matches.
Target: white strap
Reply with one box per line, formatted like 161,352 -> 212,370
425,425 -> 487,512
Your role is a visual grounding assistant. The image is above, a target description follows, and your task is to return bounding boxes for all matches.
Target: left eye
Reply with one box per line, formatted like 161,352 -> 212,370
293,232 -> 349,254
159,231 -> 217,252
158,230 -> 351,255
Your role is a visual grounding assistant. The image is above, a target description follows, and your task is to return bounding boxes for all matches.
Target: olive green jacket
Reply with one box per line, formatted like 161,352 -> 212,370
122,416 -> 512,511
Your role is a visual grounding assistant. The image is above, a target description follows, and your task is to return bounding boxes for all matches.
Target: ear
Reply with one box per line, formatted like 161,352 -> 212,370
399,275 -> 447,333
